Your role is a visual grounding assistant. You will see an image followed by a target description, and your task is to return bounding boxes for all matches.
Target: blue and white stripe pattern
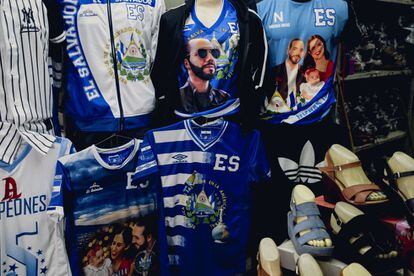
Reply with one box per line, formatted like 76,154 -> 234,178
133,119 -> 270,275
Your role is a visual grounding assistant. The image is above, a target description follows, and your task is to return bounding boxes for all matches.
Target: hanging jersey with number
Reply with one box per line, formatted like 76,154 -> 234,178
59,0 -> 165,132
0,137 -> 74,276
48,140 -> 163,276
133,119 -> 270,275
258,0 -> 347,124
175,1 -> 240,118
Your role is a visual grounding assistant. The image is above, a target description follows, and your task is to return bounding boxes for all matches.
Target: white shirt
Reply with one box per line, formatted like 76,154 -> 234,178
0,137 -> 73,276
0,0 -> 66,164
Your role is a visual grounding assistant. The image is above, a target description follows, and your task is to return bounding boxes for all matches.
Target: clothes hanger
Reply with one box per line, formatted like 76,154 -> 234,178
94,132 -> 133,149
192,115 -> 223,126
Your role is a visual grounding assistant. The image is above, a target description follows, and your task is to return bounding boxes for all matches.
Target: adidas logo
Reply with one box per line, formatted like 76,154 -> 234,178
278,141 -> 324,184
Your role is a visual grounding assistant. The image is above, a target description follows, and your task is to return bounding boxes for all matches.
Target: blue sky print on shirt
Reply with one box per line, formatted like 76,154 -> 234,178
49,141 -> 161,276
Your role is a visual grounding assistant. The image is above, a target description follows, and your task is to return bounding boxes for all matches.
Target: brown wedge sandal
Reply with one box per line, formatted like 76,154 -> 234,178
320,152 -> 388,206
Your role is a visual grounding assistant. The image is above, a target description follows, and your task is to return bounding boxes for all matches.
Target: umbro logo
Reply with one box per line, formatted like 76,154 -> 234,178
172,154 -> 188,163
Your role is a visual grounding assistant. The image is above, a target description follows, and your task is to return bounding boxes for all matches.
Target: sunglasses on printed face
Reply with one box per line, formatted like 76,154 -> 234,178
192,48 -> 220,59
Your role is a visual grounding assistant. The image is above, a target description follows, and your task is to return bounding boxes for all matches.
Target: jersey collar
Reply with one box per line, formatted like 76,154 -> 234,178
0,143 -> 32,173
191,0 -> 227,33
184,118 -> 228,151
92,139 -> 140,170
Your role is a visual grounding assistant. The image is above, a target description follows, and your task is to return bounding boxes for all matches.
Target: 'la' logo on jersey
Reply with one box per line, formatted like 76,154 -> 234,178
21,7 -> 40,33
1,177 -> 21,201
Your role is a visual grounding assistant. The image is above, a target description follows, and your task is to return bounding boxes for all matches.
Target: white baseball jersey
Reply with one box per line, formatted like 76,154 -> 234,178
0,0 -> 66,164
0,137 -> 73,276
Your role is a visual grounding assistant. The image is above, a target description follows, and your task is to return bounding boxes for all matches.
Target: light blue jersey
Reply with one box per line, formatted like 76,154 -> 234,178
258,0 -> 347,68
133,119 -> 270,275
258,0 -> 348,124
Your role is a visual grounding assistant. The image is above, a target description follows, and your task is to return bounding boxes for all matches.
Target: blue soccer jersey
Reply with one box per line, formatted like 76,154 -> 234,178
133,119 -> 270,275
175,0 -> 240,118
48,140 -> 163,276
258,0 -> 348,124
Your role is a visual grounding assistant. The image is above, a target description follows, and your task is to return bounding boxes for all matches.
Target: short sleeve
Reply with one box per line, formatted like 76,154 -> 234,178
43,0 -> 66,43
47,161 -> 68,222
132,133 -> 159,182
58,137 -> 76,157
249,133 -> 271,183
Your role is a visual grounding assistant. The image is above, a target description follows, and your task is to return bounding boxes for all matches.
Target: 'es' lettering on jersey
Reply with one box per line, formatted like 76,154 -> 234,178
213,154 -> 240,172
126,172 -> 150,190
314,9 -> 336,27
127,4 -> 145,21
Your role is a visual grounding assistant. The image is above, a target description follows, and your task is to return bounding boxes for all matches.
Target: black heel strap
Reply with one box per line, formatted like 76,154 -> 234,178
392,171 -> 414,180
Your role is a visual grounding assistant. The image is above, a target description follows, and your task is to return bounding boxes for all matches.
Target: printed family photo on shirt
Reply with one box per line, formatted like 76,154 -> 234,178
265,34 -> 335,114
80,216 -> 158,276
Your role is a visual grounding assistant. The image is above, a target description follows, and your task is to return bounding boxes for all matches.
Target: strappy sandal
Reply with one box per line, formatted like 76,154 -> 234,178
382,158 -> 414,226
287,200 -> 334,257
331,209 -> 401,273
320,152 -> 388,206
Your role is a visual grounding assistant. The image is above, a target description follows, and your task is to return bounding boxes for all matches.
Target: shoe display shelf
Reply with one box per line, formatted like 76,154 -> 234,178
343,69 -> 411,81
338,71 -> 413,154
337,0 -> 414,161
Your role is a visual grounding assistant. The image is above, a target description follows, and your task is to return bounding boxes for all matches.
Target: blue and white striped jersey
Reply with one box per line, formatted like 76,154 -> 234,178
133,119 -> 270,275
